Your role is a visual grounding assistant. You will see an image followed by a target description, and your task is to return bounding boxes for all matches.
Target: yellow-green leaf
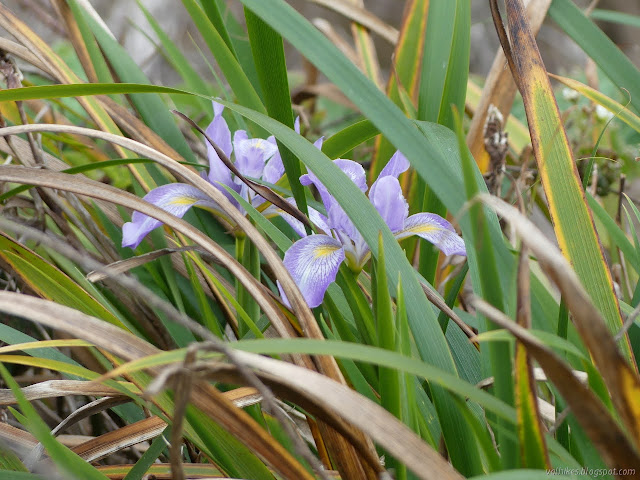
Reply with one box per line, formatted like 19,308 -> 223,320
498,0 -> 631,360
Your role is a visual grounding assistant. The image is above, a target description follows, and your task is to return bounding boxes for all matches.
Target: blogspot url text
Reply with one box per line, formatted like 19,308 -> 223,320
547,468 -> 635,477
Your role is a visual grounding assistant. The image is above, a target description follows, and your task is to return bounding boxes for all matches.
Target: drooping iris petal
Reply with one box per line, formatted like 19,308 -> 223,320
394,213 -> 466,256
234,138 -> 278,180
209,102 -> 233,157
369,176 -> 408,233
205,104 -> 234,189
281,234 -> 345,307
122,184 -> 218,249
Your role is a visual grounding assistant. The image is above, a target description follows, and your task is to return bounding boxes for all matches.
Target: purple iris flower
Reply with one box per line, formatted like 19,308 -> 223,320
280,151 -> 466,308
122,102 -> 284,249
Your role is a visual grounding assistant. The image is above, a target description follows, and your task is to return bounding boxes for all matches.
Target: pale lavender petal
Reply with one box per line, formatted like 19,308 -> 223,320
327,202 -> 356,239
205,106 -> 234,188
294,116 -> 300,133
300,158 -> 364,215
122,184 -> 218,249
282,234 -> 345,307
263,199 -> 330,237
394,213 -> 466,256
369,176 -> 408,233
263,156 -> 284,184
212,100 -> 224,117
378,150 -> 410,179
234,129 -> 248,144
234,138 -> 278,179
300,170 -> 332,212
313,136 -> 324,149
334,159 -> 367,192
263,135 -> 285,184
369,150 -> 410,200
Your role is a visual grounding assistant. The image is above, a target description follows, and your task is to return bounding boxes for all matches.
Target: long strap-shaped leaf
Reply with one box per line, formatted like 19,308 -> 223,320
490,0 -> 632,361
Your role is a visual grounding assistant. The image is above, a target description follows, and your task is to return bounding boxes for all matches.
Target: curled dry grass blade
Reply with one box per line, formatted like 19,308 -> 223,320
0,127 -> 376,475
0,123 -> 316,344
0,292 -> 315,480
478,192 -> 640,453
66,416 -> 166,464
490,0 -> 631,360
473,297 -> 640,476
466,0 -> 550,172
0,37 -> 54,76
0,292 -> 464,480
198,352 -> 465,480
0,380 -> 123,405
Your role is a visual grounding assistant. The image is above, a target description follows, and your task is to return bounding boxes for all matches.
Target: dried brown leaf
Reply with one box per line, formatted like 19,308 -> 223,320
473,297 -> 640,475
0,293 -> 316,480
198,351 -> 464,480
466,0 -> 550,172
479,193 -> 640,452
0,380 -> 124,405
0,124 -> 316,348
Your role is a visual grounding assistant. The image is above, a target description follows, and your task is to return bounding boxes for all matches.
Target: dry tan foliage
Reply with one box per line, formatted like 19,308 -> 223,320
478,193 -> 640,461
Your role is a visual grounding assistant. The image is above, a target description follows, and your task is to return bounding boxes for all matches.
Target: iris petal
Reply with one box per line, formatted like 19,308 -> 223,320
122,184 -> 218,249
333,159 -> 368,192
263,135 -> 285,184
369,176 -> 408,233
234,138 -> 278,180
370,150 -> 410,201
300,158 -> 365,215
206,104 -> 234,189
378,150 -> 410,179
327,202 -> 357,239
263,199 -> 330,237
394,213 -> 466,256
281,234 -> 345,307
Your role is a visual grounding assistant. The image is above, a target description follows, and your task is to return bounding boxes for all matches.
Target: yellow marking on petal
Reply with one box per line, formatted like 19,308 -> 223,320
168,196 -> 197,206
405,225 -> 439,234
313,244 -> 341,259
